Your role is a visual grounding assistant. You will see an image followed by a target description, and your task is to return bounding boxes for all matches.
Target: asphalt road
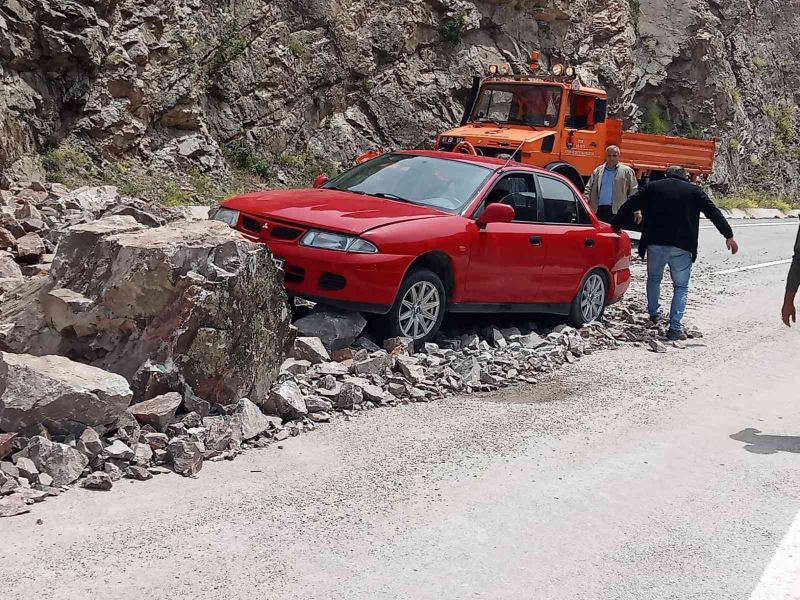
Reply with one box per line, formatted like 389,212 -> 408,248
2,219 -> 799,600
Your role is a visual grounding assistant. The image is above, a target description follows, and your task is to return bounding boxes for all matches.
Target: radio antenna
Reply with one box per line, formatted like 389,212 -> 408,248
501,133 -> 541,169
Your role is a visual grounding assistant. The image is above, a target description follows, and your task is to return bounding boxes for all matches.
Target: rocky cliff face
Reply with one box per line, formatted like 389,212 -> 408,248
1,0 -> 798,198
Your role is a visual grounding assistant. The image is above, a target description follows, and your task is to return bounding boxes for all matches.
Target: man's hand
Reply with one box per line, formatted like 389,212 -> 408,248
783,291 -> 797,327
726,238 -> 739,255
633,210 -> 642,225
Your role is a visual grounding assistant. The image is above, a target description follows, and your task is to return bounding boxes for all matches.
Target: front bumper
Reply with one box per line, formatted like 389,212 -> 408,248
234,215 -> 412,314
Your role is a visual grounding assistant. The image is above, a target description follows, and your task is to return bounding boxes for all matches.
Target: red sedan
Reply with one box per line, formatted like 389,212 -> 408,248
214,150 -> 631,343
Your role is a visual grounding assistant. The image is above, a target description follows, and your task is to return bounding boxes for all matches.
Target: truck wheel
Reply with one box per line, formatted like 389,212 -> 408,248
568,269 -> 607,327
387,269 -> 446,345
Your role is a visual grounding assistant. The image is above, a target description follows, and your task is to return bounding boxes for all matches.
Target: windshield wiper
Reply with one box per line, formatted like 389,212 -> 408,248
368,192 -> 415,204
475,118 -> 507,128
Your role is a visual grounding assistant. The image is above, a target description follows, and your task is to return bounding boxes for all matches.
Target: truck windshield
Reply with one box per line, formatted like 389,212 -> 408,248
472,84 -> 563,127
324,153 -> 492,213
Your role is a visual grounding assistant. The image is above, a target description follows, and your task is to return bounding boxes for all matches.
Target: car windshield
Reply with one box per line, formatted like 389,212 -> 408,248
472,84 -> 563,127
323,153 -> 492,213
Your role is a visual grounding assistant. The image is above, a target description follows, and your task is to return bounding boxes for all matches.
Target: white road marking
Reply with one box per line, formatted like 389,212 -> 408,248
701,259 -> 792,277
749,508 -> 800,600
700,221 -> 798,229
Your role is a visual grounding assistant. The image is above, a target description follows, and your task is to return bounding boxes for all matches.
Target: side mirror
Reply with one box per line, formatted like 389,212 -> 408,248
313,174 -> 329,189
477,203 -> 514,229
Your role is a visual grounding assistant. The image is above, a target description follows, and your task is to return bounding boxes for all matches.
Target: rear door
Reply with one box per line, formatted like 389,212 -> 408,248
533,174 -> 599,303
463,172 -> 548,303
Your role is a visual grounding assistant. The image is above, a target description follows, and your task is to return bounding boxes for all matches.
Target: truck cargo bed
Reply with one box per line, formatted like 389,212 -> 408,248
621,131 -> 715,176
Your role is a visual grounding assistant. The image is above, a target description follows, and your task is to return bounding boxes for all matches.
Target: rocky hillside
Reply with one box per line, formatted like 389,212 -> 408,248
1,0 -> 799,201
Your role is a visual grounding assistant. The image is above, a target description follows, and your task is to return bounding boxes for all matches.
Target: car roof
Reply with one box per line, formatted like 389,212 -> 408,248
394,149 -> 550,175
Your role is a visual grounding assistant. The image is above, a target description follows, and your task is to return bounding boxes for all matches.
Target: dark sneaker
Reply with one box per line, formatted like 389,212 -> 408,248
666,329 -> 687,341
648,314 -> 660,325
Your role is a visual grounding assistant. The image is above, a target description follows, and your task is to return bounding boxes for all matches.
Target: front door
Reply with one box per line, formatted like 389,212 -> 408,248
464,173 -> 548,304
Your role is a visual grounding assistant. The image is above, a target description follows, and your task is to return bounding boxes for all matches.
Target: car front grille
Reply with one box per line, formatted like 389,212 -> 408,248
270,226 -> 303,240
241,216 -> 262,233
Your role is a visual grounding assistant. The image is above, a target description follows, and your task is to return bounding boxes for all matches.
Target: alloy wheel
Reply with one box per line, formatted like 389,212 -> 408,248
580,273 -> 606,323
398,281 -> 441,340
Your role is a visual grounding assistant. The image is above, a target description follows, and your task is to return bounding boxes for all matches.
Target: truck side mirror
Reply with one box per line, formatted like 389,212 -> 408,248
477,203 -> 515,229
313,174 -> 329,189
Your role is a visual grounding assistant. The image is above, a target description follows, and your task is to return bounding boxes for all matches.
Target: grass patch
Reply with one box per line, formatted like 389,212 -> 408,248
160,181 -> 192,206
439,13 -> 467,46
641,104 -> 670,135
717,190 -> 797,212
288,37 -> 306,57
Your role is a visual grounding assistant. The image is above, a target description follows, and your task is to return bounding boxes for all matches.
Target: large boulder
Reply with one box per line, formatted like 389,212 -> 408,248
0,219 -> 294,405
0,251 -> 22,279
128,392 -> 182,432
0,352 -> 133,435
293,307 -> 367,352
25,436 -> 89,486
236,398 -> 272,440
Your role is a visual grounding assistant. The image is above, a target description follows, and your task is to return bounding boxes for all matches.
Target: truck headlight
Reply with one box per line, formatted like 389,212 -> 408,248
213,208 -> 240,227
300,230 -> 378,253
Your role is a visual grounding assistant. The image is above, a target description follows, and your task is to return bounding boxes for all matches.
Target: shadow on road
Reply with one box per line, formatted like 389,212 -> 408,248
730,428 -> 800,455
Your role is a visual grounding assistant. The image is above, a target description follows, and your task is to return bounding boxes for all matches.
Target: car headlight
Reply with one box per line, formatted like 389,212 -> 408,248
213,208 -> 240,227
300,229 -> 378,253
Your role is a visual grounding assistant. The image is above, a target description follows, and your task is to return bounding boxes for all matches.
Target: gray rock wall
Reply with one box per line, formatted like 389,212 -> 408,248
1,0 -> 798,196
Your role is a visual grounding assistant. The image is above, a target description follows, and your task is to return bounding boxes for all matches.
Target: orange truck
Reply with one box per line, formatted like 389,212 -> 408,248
430,53 -> 716,191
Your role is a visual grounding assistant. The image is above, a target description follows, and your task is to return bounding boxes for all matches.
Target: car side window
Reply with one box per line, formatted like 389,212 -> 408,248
537,175 -> 580,224
478,173 -> 538,222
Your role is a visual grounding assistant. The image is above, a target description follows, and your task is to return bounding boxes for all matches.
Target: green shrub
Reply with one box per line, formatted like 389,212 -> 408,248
764,103 -> 796,145
752,56 -> 768,69
288,38 -> 306,57
223,139 -> 274,179
641,104 -> 670,135
439,13 -> 466,46
160,180 -> 191,206
208,19 -> 247,75
362,79 -> 375,92
279,153 -> 308,168
43,145 -> 97,187
728,138 -> 740,152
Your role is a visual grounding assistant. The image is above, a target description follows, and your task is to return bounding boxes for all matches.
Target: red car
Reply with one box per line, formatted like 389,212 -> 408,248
214,150 -> 631,343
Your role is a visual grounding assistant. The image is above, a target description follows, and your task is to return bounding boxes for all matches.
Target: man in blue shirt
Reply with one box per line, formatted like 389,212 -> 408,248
586,145 -> 640,224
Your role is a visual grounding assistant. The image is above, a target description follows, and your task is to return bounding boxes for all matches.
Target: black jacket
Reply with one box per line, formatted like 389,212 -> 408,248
612,175 -> 733,262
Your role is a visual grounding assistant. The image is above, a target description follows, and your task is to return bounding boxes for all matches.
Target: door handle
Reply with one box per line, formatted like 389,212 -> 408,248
585,238 -> 595,247
530,235 -> 542,246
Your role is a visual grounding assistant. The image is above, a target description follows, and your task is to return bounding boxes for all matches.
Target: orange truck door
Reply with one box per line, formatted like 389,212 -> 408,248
560,93 -> 604,175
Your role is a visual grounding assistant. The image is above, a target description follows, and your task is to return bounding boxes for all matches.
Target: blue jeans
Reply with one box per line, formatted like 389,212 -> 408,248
646,245 -> 693,332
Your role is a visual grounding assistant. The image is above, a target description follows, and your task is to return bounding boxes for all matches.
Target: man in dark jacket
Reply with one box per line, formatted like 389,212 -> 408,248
612,166 -> 739,340
782,225 -> 800,326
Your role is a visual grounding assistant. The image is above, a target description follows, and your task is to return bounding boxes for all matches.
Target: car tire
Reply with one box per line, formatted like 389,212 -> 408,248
568,269 -> 608,327
386,269 -> 447,346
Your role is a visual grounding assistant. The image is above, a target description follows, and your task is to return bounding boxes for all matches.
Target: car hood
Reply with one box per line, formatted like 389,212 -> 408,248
222,188 -> 448,235
442,125 -> 554,146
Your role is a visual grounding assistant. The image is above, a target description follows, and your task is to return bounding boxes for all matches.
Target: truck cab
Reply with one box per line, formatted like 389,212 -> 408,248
435,75 -> 611,191
432,55 -> 715,191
